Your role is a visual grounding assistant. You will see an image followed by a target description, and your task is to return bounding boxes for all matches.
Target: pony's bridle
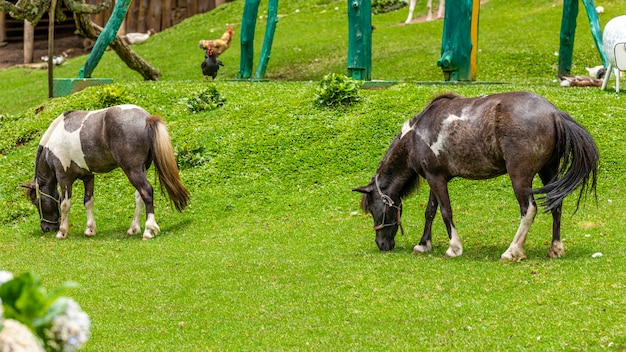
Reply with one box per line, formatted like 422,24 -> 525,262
35,180 -> 60,225
373,174 -> 404,235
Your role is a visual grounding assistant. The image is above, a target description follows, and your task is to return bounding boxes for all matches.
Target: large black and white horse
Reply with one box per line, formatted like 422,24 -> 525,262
355,91 -> 598,261
23,104 -> 190,240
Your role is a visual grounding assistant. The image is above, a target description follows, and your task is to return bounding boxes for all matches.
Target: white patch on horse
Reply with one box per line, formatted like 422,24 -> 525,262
400,120 -> 413,139
44,116 -> 89,171
428,113 -> 467,156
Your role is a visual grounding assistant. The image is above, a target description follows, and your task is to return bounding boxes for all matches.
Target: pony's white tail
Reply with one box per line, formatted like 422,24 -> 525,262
146,116 -> 190,212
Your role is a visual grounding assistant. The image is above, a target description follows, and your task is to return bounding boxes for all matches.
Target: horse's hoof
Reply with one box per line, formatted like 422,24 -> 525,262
142,232 -> 155,240
127,226 -> 141,236
84,229 -> 96,237
500,252 -> 527,263
547,241 -> 565,258
445,247 -> 463,258
412,241 -> 432,254
55,232 -> 67,239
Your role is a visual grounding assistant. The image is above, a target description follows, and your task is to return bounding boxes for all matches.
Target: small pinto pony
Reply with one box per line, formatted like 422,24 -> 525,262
354,91 -> 598,261
23,104 -> 190,240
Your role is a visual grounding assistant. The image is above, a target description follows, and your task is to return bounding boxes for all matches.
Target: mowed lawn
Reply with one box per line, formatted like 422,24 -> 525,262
1,0 -> 626,350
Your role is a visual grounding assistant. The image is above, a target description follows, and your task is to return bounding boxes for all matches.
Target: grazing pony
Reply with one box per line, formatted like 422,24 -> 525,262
354,92 -> 598,261
23,104 -> 190,240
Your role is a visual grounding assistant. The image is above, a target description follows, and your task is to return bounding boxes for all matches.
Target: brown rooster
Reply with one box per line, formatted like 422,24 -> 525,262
198,27 -> 233,57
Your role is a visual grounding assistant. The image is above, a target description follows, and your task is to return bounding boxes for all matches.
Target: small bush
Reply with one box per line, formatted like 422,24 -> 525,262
372,0 -> 407,15
315,73 -> 363,107
94,85 -> 131,108
175,144 -> 207,169
187,86 -> 226,113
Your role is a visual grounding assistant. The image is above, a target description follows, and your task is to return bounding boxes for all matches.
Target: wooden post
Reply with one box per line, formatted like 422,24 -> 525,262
558,0 -> 578,76
48,0 -> 57,98
437,0 -> 473,81
23,20 -> 34,64
254,0 -> 278,79
237,0 -> 260,79
347,0 -> 372,81
0,12 -> 6,46
582,0 -> 608,67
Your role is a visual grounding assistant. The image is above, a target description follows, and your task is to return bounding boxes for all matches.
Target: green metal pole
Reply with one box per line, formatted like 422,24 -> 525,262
237,0 -> 260,79
347,0 -> 372,81
78,0 -> 132,78
582,0 -> 608,67
254,0 -> 278,80
558,0 -> 578,77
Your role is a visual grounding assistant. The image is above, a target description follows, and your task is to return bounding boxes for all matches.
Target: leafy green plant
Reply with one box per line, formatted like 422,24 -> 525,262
187,85 -> 226,113
0,271 -> 90,351
315,73 -> 363,106
372,0 -> 406,14
94,85 -> 131,108
175,144 -> 207,169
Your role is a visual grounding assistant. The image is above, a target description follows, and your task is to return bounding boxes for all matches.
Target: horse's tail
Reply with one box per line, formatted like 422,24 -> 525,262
534,111 -> 599,212
147,116 -> 190,212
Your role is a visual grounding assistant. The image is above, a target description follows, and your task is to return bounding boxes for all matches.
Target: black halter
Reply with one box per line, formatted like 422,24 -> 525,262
35,180 -> 60,225
373,174 -> 404,235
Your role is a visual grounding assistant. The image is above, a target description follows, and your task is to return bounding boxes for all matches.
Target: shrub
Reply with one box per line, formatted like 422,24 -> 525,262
94,85 -> 131,108
372,0 -> 407,15
315,73 -> 363,106
187,85 -> 226,113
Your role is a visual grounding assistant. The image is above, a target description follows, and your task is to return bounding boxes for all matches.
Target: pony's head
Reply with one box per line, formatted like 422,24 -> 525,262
21,181 -> 60,232
353,175 -> 404,251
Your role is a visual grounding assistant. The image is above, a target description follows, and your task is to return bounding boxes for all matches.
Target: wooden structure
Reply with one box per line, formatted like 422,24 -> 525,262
0,0 -> 232,63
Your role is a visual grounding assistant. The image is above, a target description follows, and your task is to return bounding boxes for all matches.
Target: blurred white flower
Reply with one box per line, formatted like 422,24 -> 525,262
44,298 -> 91,352
0,319 -> 45,352
0,271 -> 14,286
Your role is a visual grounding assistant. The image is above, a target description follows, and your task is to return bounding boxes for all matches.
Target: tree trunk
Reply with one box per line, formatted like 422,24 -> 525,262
75,12 -> 161,81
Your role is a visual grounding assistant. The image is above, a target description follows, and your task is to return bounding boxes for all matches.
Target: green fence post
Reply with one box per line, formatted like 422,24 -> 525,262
78,0 -> 131,78
347,0 -> 372,81
582,0 -> 608,67
237,0 -> 260,79
254,0 -> 278,80
558,0 -> 578,76
437,0 -> 473,81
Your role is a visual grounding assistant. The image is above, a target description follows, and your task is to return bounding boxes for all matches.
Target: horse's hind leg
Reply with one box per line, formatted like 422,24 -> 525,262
413,190 -> 437,253
500,176 -> 536,261
83,175 -> 96,237
125,170 -> 160,240
127,190 -> 143,236
539,168 -> 565,258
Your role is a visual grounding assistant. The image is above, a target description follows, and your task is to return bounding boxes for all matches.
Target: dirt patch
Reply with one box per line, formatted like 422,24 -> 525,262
0,35 -> 92,69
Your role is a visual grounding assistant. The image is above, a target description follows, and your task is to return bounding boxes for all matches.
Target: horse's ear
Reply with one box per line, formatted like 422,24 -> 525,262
20,182 -> 35,190
353,185 -> 374,194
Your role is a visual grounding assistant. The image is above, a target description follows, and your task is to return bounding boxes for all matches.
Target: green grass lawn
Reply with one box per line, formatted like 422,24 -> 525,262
2,0 -> 626,350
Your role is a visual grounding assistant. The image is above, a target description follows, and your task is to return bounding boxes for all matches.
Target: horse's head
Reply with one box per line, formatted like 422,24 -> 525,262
21,181 -> 60,232
354,176 -> 403,251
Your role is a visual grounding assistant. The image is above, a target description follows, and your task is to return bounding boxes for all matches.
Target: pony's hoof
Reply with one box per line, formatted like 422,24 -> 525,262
142,232 -> 154,240
500,251 -> 527,263
445,247 -> 463,258
412,241 -> 432,254
55,232 -> 67,239
547,241 -> 565,258
84,228 -> 96,237
127,226 -> 141,236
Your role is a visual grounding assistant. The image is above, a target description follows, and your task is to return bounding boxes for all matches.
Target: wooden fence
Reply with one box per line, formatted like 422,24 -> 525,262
0,0 -> 232,61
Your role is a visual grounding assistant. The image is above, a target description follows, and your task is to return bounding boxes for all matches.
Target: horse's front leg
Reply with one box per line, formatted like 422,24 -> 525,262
56,187 -> 72,239
413,190 -> 437,254
427,177 -> 463,257
83,175 -> 96,237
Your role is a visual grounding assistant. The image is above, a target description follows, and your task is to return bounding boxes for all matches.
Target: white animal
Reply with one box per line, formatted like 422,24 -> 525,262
585,65 -> 606,79
41,52 -> 68,66
121,29 -> 157,45
405,0 -> 445,24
